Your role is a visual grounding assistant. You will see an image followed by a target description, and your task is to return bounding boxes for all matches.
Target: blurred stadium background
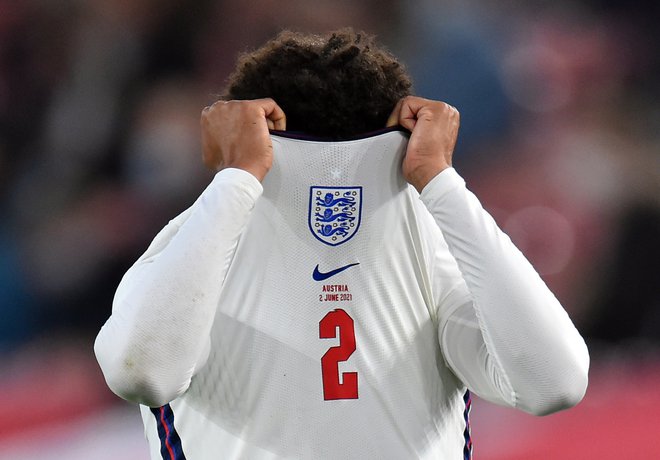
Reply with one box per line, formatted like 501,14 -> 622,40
0,0 -> 658,458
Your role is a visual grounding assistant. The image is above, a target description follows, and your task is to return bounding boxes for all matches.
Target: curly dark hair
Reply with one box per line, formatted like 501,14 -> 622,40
221,28 -> 413,139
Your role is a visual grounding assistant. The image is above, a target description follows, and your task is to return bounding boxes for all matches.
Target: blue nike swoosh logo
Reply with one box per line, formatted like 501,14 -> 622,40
312,263 -> 360,281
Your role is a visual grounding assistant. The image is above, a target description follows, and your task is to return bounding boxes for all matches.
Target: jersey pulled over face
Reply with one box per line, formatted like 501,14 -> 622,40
140,130 -> 472,459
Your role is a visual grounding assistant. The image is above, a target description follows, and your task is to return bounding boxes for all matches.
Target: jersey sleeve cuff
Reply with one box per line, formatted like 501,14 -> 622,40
211,168 -> 264,201
419,168 -> 466,204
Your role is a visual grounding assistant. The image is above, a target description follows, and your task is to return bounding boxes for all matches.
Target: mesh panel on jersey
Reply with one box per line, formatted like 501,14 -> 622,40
179,132 -> 470,458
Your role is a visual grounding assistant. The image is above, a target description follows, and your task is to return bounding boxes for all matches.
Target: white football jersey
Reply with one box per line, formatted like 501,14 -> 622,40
140,130 -> 473,459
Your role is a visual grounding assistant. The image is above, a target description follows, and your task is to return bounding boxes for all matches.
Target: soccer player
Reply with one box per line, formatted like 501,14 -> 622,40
95,29 -> 589,459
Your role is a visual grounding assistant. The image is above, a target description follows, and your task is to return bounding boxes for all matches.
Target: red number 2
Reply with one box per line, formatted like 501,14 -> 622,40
319,309 -> 358,400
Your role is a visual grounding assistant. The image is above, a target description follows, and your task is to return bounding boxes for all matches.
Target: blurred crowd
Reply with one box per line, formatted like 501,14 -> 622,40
0,1 -> 658,455
0,0 -> 658,372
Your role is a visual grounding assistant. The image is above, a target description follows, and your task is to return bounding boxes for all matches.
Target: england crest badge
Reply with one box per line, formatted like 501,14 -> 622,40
309,186 -> 362,246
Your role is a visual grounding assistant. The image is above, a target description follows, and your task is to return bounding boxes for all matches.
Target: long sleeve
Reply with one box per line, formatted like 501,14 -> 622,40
421,168 -> 589,416
94,168 -> 263,407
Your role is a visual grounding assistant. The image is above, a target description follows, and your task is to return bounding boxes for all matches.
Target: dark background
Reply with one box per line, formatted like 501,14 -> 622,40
0,0 -> 658,458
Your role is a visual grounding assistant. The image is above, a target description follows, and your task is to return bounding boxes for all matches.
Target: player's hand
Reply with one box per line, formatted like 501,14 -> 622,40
201,98 -> 286,182
387,96 -> 459,192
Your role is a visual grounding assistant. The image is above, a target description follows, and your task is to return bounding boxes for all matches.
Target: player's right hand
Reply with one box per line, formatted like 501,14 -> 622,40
201,98 -> 286,182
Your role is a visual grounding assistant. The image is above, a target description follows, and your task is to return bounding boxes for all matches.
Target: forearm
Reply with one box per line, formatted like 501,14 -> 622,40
94,168 -> 262,407
423,168 -> 589,415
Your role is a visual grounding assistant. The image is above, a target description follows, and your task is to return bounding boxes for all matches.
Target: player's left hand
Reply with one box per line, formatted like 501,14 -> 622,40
387,96 -> 460,192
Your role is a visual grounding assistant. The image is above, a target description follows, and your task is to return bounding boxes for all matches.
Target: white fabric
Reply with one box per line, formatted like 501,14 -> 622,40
421,171 -> 590,414
95,130 -> 589,460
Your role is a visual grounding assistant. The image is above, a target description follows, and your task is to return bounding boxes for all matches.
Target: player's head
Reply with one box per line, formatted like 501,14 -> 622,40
221,28 -> 413,139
